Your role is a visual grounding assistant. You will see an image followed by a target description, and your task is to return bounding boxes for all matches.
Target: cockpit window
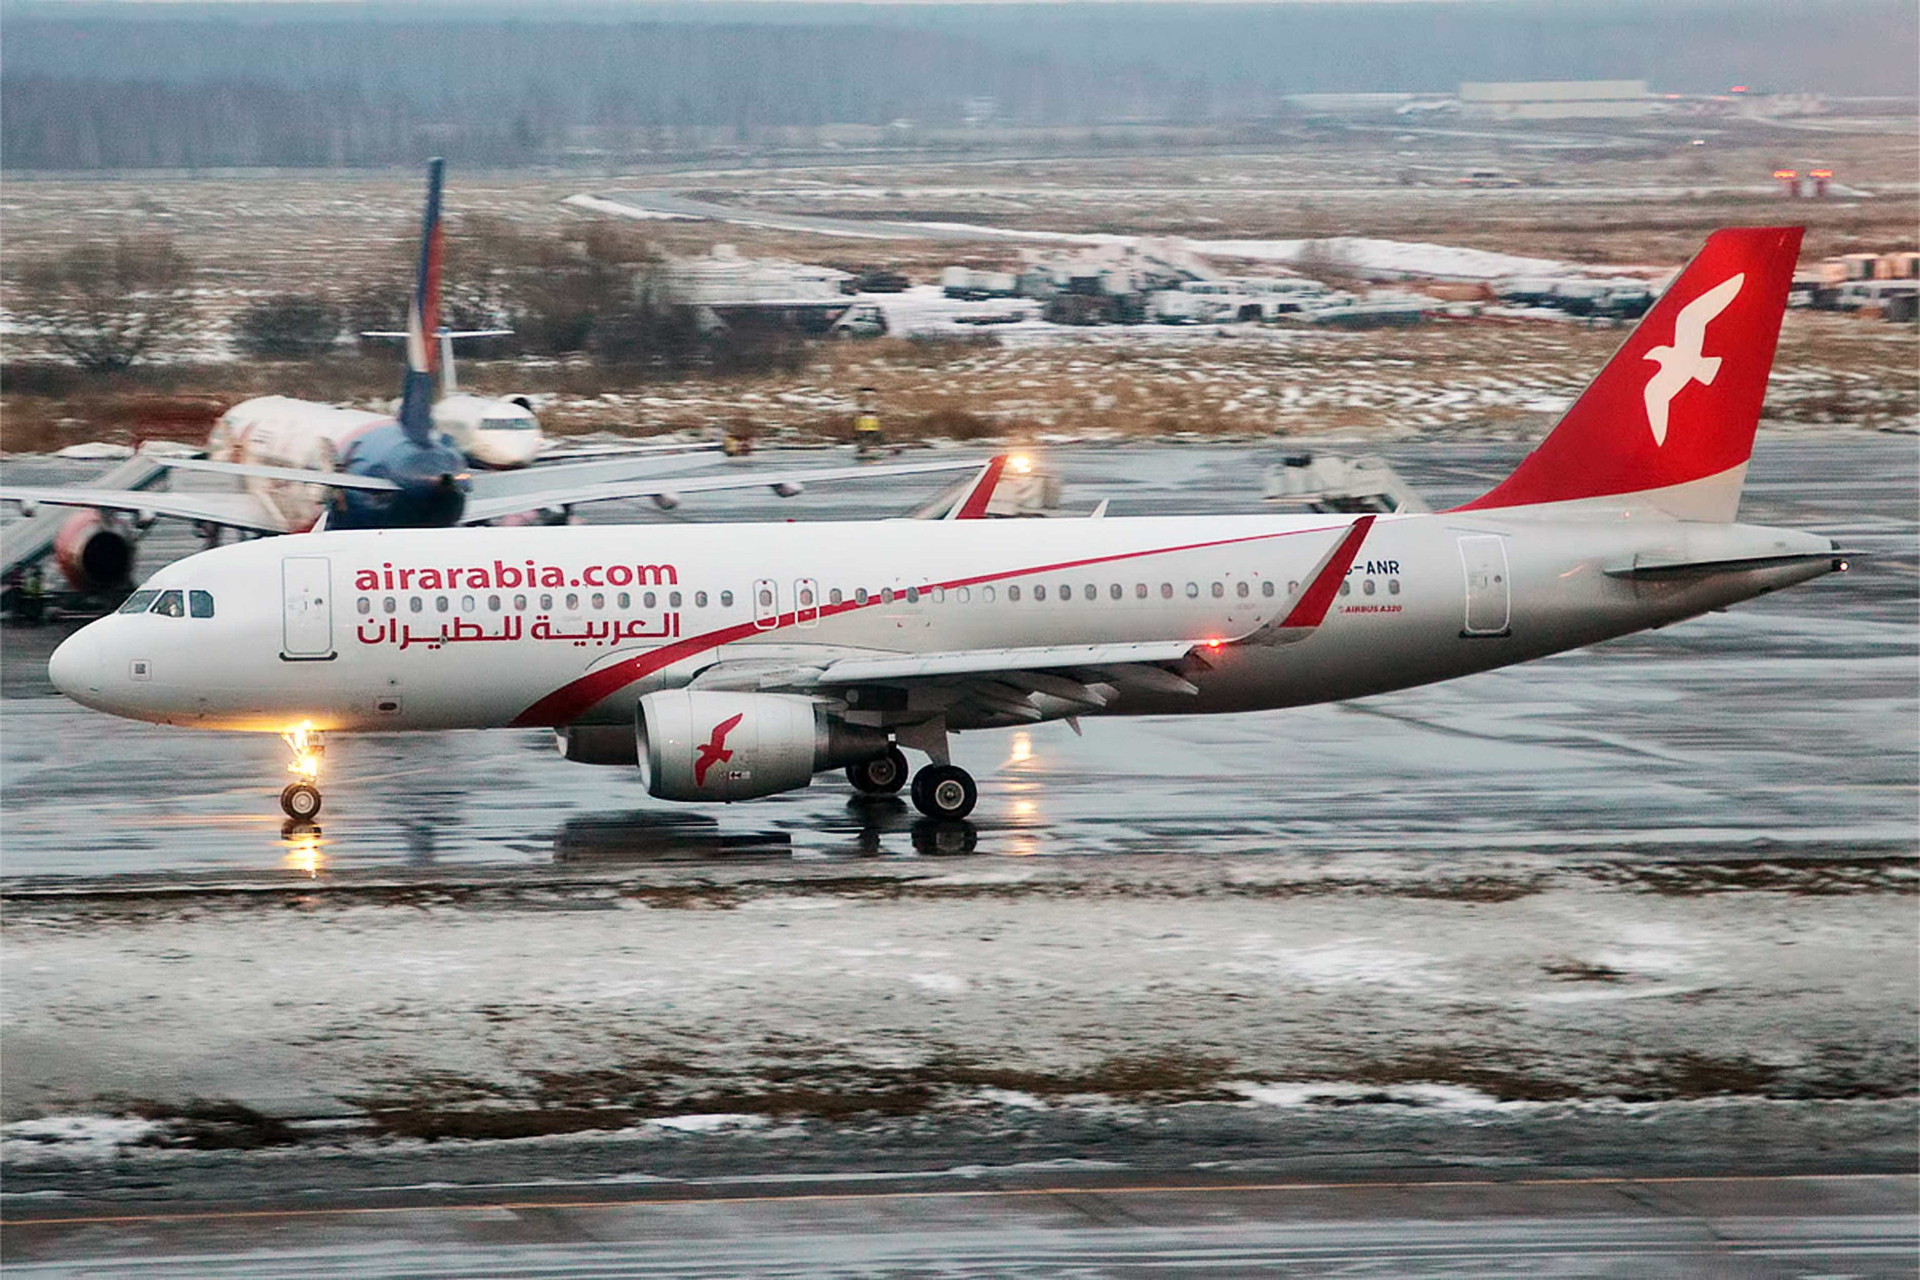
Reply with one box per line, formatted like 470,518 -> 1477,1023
189,590 -> 215,619
150,589 -> 186,617
118,590 -> 159,614
481,417 -> 537,431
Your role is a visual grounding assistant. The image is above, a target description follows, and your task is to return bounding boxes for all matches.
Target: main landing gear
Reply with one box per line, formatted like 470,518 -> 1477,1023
909,764 -> 977,821
280,722 -> 325,821
848,739 -> 978,820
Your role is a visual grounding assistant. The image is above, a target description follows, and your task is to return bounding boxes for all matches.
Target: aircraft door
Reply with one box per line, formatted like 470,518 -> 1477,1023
752,578 -> 779,630
1457,535 -> 1511,637
281,556 -> 335,658
794,577 -> 820,629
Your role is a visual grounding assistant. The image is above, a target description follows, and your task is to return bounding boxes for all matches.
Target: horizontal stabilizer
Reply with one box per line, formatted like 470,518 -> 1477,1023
1603,549 -> 1845,579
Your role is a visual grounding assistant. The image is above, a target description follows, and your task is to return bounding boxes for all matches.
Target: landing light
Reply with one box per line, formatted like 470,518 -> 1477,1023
1008,454 -> 1033,474
283,720 -> 323,783
1009,732 -> 1033,764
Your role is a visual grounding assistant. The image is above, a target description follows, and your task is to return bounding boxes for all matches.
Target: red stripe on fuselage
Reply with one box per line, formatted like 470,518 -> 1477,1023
509,522 -> 1346,727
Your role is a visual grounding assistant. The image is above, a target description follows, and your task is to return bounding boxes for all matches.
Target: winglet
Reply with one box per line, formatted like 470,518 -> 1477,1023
396,158 -> 446,448
947,454 -> 1009,520
1239,515 -> 1375,645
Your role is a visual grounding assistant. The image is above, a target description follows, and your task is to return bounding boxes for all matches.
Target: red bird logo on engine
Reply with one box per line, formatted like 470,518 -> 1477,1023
694,713 -> 745,786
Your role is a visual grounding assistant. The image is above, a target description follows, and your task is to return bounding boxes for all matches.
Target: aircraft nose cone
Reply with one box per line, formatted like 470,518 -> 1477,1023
48,626 -> 102,702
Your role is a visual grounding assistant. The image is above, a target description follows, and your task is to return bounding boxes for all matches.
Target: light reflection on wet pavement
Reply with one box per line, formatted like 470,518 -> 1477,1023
2,434 -> 1912,883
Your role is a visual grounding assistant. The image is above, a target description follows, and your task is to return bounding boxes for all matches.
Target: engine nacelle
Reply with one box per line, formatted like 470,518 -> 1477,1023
637,690 -> 888,802
554,724 -> 639,766
52,509 -> 137,592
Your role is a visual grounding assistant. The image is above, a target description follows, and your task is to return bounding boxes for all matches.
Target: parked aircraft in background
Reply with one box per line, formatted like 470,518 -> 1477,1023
0,160 -> 987,594
48,227 -> 1848,826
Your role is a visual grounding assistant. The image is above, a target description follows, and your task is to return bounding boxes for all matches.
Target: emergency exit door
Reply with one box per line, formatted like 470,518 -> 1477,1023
1457,535 -> 1510,637
281,556 -> 335,658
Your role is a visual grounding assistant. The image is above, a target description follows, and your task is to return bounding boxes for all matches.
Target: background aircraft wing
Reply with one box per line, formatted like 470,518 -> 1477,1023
0,485 -> 287,533
459,456 -> 997,524
154,457 -> 405,491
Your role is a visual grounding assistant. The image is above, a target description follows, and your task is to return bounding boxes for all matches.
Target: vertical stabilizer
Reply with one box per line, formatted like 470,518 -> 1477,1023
397,158 -> 446,448
1456,226 -> 1802,521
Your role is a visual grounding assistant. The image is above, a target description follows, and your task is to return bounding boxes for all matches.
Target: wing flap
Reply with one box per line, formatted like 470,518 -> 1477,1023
817,640 -> 1200,684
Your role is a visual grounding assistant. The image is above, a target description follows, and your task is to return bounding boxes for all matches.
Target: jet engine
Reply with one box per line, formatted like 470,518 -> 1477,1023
51,509 -> 137,592
636,690 -> 889,802
554,724 -> 639,766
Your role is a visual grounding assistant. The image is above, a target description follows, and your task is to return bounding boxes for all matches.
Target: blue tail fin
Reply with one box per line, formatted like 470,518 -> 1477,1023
397,158 -> 446,448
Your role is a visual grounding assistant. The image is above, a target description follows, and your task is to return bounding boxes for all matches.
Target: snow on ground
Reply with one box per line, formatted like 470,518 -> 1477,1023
1191,236 -> 1570,280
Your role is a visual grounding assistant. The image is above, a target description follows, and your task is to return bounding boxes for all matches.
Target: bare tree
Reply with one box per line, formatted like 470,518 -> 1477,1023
13,235 -> 196,372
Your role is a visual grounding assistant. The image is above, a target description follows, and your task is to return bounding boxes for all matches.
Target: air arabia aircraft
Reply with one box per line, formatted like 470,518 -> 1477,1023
49,228 -> 1848,824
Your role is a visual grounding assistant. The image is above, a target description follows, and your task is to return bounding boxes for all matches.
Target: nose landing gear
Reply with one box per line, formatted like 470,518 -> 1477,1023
280,722 -> 325,820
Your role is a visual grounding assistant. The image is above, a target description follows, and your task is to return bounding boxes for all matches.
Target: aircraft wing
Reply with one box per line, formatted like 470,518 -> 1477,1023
459,456 -> 997,524
0,485 -> 286,533
155,457 -> 405,491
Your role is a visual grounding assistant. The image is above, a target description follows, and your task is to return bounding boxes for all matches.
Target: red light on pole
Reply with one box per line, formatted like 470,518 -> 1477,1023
1773,168 -> 1801,197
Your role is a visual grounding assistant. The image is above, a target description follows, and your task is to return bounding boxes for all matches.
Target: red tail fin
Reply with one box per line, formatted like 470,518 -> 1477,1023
1456,226 -> 1802,520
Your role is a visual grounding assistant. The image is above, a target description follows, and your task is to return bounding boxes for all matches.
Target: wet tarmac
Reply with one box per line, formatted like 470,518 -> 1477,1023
2,435 -> 1913,1276
1,434 -> 1912,881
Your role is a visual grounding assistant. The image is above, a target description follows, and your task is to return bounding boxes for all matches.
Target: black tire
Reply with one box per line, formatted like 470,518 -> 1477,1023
847,746 -> 909,795
910,764 -> 976,821
281,782 -> 322,821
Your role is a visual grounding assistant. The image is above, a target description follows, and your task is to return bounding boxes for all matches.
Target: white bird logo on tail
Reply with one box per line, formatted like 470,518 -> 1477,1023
1641,272 -> 1744,446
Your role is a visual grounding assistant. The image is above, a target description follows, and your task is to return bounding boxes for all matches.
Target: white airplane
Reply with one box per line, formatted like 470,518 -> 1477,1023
49,227 -> 1848,825
1,160 -> 986,592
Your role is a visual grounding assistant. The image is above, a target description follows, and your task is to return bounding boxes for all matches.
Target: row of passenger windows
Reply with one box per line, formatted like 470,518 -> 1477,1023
348,576 -> 1403,618
118,588 -> 215,618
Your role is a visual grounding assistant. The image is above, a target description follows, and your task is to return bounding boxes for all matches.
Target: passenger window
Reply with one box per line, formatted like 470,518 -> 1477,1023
1085,584 -> 1097,601
1135,583 -> 1148,599
643,591 -> 656,609
462,594 -> 478,612
488,595 -> 501,612
356,597 -> 372,616
1363,579 -> 1377,596
383,597 -> 397,614
829,588 -> 844,605
515,594 -> 528,611
1034,585 -> 1046,601
932,588 -> 945,603
411,597 -> 424,613
1109,584 -> 1122,601
957,587 -> 970,603
150,590 -> 185,617
1236,582 -> 1250,599
881,588 -> 895,604
1212,582 -> 1224,599
1288,581 -> 1300,595
539,593 -> 553,611
1339,582 -> 1351,596
1008,585 -> 1021,601
1262,581 -> 1275,598
982,586 -> 995,602
1160,583 -> 1173,599
564,593 -> 579,611
189,590 -> 215,618
760,588 -> 775,607
720,590 -> 734,607
695,591 -> 708,607
1185,583 -> 1199,599
855,588 -> 869,604
118,590 -> 158,614
617,592 -> 630,609
669,591 -> 682,608
436,595 -> 450,613
1388,579 -> 1401,595
590,592 -> 605,610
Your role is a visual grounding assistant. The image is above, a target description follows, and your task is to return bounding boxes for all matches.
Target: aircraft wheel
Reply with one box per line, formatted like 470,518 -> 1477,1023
281,782 -> 323,821
847,746 -> 909,795
910,765 -> 977,821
